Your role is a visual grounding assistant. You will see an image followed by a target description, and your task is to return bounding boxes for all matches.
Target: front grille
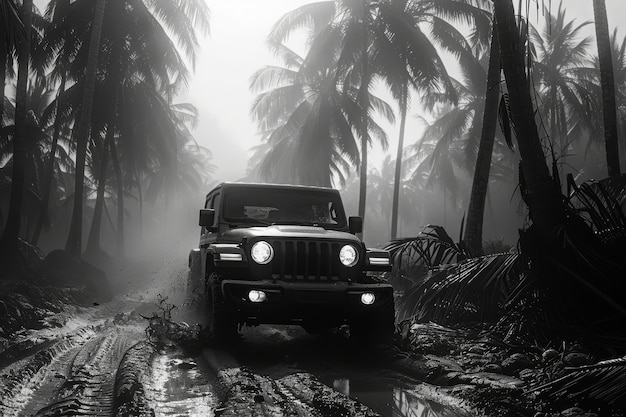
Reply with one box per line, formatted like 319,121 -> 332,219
269,240 -> 343,281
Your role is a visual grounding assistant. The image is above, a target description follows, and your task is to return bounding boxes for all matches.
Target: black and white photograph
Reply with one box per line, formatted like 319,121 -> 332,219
1,0 -> 626,415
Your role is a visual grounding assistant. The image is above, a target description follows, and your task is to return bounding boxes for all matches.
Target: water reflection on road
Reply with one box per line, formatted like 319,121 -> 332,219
328,377 -> 474,417
234,325 -> 474,417
146,350 -> 219,417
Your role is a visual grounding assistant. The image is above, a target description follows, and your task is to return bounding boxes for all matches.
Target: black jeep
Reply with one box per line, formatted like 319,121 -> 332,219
187,182 -> 395,342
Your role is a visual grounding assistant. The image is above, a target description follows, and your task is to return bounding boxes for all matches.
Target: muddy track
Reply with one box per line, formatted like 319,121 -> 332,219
0,326 -> 99,416
0,256 -> 477,417
0,319 -> 394,417
0,323 -> 145,417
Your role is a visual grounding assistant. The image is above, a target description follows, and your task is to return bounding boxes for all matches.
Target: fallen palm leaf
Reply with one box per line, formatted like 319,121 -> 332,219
530,355 -> 626,405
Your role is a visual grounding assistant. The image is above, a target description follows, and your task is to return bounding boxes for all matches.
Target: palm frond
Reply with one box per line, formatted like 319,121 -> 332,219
568,174 -> 626,244
395,252 -> 521,323
384,224 -> 469,292
269,1 -> 335,44
531,356 -> 626,405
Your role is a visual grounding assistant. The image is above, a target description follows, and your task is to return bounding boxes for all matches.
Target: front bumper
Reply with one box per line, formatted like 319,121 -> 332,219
222,279 -> 394,325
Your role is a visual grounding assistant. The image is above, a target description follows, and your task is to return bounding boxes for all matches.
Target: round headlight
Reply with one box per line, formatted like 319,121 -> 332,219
339,245 -> 358,267
251,241 -> 274,264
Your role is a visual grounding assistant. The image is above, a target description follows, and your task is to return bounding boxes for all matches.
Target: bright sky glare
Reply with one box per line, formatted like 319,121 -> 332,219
29,0 -> 626,183
188,0 -> 626,183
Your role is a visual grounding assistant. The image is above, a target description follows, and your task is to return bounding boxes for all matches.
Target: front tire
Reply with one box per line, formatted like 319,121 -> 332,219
206,272 -> 238,342
186,250 -> 204,313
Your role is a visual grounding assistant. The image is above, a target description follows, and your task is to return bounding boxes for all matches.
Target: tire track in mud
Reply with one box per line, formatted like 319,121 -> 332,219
114,340 -> 156,416
0,326 -> 99,416
31,326 -> 143,416
0,323 -> 145,417
213,366 -> 383,416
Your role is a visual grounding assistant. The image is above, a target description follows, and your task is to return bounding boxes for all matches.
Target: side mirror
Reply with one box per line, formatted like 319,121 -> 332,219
199,209 -> 215,227
348,216 -> 363,234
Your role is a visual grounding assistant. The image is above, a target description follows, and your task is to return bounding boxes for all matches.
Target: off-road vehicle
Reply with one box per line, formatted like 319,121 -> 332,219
187,182 -> 395,342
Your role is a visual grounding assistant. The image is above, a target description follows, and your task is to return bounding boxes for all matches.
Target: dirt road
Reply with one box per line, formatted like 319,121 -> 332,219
0,256 -> 475,417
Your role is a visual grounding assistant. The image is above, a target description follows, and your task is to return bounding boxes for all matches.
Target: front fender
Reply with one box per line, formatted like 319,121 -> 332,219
207,243 -> 248,269
364,249 -> 392,272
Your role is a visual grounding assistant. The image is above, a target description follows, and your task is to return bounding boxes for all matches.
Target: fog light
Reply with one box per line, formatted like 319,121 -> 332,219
248,290 -> 267,303
360,292 -> 375,305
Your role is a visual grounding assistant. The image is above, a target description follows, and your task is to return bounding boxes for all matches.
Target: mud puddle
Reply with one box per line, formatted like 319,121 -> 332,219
145,348 -> 219,416
232,325 -> 474,416
324,375 -> 474,416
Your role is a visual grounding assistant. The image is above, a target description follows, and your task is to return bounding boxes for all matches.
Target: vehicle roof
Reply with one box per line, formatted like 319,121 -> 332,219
205,182 -> 340,198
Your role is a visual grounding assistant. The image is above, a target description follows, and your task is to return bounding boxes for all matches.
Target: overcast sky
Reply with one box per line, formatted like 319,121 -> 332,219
183,0 -> 626,184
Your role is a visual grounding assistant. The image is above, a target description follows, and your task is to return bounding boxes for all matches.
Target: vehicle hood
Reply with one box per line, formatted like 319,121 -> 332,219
221,225 -> 360,243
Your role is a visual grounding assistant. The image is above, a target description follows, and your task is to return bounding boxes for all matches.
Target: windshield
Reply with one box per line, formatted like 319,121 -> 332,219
222,187 -> 347,229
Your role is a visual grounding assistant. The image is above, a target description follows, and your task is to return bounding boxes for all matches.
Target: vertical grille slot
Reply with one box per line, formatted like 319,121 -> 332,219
271,239 -> 342,281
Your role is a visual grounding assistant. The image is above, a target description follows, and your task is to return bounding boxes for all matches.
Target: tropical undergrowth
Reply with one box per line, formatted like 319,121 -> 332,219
143,294 -> 202,351
385,175 -> 626,407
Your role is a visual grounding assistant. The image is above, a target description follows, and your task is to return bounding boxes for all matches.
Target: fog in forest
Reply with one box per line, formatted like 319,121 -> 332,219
4,0 -> 626,269
3,2 -> 626,415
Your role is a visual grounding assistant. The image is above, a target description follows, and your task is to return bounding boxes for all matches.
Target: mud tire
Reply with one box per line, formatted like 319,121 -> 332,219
206,273 -> 238,342
186,249 -> 204,312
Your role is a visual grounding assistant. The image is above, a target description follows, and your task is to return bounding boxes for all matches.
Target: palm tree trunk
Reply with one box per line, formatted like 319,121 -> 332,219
593,0 -> 621,176
0,0 -> 32,275
495,0 -> 626,334
110,137 -> 124,257
65,0 -> 107,257
390,86 -> 407,240
357,55 -> 371,239
1,41 -> 7,127
464,24 -> 501,256
85,126 -> 111,255
138,183 -> 143,242
357,113 -> 368,241
493,0 -> 563,232
32,74 -> 66,245
135,172 -> 143,243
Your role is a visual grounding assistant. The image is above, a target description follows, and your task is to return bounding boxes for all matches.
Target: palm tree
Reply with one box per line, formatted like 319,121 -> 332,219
529,2 -> 596,181
1,0 -> 23,128
31,70 -> 69,246
387,0 -> 626,350
408,26 -> 517,211
143,104 -> 215,208
64,0 -> 106,257
271,0 -> 465,236
368,154 -> 420,234
375,0 -> 477,239
585,30 -> 626,174
464,17 -> 501,255
494,0 -> 559,228
49,0 -> 210,257
592,0 -> 621,176
494,0 -> 626,340
0,0 -> 33,275
269,1 -> 390,230
250,39 -> 391,187
410,101 -> 470,210
0,81 -> 74,242
103,0 -> 209,255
